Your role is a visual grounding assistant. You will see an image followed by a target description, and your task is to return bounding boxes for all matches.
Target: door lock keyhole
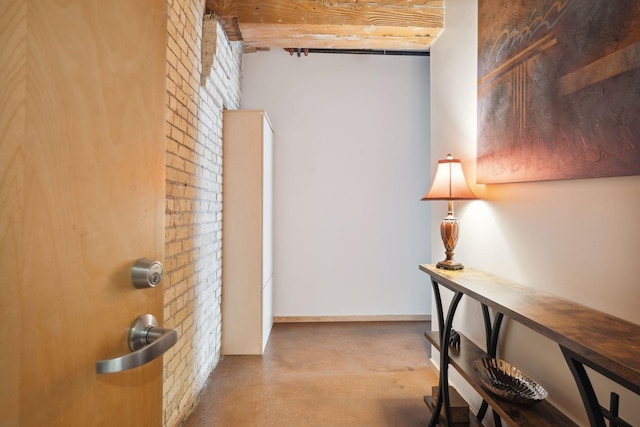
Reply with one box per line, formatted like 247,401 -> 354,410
149,272 -> 161,286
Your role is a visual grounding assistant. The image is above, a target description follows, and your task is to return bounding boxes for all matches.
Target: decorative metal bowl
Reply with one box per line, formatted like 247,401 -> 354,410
472,358 -> 548,405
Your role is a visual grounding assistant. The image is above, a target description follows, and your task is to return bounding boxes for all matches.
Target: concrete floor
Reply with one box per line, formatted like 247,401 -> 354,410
183,321 -> 438,426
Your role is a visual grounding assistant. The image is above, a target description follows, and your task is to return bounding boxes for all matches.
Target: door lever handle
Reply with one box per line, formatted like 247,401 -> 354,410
96,314 -> 178,374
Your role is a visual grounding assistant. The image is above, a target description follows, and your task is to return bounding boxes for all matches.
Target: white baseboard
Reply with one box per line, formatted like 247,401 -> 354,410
273,314 -> 431,323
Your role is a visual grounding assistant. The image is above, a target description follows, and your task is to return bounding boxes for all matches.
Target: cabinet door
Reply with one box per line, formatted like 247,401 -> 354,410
262,115 -> 274,287
262,114 -> 274,351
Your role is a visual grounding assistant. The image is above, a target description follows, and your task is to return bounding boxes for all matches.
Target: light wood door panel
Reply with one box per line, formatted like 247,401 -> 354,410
0,1 -> 166,426
0,1 -> 26,423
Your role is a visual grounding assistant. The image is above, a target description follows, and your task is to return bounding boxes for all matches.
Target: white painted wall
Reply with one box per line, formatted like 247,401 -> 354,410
241,49 -> 431,317
430,1 -> 640,425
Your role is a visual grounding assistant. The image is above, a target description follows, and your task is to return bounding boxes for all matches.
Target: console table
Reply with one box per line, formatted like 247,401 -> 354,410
420,264 -> 640,427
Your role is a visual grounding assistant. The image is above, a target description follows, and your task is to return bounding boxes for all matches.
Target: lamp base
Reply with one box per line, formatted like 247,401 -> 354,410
437,260 -> 464,270
437,207 -> 464,270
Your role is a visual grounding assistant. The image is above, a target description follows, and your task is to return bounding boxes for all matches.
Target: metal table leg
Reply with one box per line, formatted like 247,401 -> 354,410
428,279 -> 464,427
477,304 -> 504,426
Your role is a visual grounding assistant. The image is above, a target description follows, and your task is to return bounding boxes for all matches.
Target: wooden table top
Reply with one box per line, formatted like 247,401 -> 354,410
419,264 -> 640,393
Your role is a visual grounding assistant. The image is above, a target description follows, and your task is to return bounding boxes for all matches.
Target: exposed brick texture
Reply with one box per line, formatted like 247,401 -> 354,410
164,1 -> 242,426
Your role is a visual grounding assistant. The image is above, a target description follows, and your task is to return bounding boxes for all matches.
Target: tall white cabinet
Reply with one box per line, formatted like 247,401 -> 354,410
221,110 -> 274,355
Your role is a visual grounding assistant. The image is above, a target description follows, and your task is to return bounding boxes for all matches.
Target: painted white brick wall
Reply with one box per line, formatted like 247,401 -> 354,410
164,1 -> 242,426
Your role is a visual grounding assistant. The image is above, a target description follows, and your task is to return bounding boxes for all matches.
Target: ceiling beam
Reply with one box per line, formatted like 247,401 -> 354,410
206,0 -> 444,51
239,23 -> 439,50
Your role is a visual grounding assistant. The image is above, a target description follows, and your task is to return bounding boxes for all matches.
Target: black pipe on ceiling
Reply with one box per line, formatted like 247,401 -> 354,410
285,48 -> 430,57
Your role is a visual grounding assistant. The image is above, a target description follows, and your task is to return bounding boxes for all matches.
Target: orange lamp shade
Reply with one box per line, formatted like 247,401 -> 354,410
421,155 -> 476,201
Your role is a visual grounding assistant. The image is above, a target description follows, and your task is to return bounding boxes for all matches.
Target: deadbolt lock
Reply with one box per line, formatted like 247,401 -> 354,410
131,258 -> 164,289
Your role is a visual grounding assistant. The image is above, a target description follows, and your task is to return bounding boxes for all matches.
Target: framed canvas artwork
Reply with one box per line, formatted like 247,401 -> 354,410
477,0 -> 640,183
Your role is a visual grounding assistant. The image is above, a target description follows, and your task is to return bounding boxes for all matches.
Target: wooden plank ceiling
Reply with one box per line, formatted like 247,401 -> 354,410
205,0 -> 444,52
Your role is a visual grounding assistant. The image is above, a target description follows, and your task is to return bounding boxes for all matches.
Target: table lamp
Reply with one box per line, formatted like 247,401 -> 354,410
421,154 -> 476,270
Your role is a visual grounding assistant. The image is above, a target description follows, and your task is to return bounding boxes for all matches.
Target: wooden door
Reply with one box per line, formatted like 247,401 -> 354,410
0,1 -> 167,426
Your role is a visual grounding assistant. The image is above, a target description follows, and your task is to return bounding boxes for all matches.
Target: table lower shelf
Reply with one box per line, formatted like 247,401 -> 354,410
425,330 -> 578,427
